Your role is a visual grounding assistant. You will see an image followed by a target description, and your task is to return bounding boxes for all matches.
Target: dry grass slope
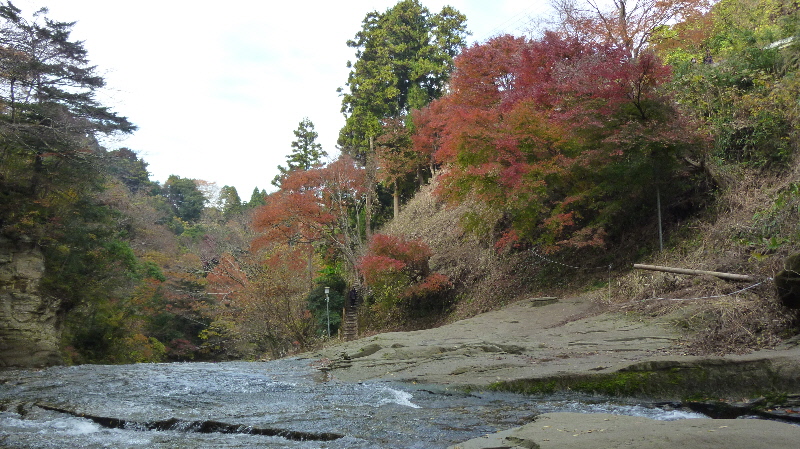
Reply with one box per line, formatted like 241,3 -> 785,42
614,162 -> 800,354
379,162 -> 800,355
381,177 -> 548,321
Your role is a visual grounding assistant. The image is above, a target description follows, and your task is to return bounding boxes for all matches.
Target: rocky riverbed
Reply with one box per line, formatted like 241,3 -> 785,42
305,295 -> 800,448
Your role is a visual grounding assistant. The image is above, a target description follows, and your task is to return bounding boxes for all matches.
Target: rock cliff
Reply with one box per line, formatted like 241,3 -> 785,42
0,236 -> 62,367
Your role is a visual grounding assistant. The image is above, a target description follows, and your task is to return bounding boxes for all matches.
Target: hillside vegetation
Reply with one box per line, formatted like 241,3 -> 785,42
2,0 -> 800,365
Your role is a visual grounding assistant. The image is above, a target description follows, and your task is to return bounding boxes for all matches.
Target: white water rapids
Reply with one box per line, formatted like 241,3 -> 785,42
0,359 -> 705,448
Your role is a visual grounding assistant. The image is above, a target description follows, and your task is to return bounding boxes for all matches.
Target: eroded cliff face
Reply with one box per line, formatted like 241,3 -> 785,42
0,236 -> 62,367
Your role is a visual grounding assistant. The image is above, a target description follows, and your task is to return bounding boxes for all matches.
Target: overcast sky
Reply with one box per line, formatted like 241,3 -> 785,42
17,0 -> 551,198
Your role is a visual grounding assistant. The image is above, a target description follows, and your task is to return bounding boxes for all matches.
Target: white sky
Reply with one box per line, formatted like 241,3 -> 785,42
17,0 -> 551,198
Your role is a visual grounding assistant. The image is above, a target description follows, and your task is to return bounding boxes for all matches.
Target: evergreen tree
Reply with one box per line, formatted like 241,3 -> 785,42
217,185 -> 242,218
246,187 -> 267,208
0,1 -> 135,193
338,0 -> 468,158
163,175 -> 206,223
272,118 -> 327,187
105,148 -> 152,193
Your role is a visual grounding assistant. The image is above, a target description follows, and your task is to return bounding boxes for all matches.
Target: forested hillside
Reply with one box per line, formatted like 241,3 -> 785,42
2,0 -> 800,366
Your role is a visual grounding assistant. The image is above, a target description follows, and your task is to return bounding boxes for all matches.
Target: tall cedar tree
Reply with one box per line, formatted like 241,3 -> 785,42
272,118 -> 327,188
338,0 -> 468,158
339,0 -> 467,231
163,175 -> 206,223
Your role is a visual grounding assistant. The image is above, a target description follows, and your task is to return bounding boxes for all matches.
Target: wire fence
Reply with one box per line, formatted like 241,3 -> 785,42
644,279 -> 772,302
529,248 -> 611,272
529,248 -> 615,300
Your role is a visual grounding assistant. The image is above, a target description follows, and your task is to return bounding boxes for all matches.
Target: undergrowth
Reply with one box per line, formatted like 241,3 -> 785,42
377,160 -> 800,353
613,161 -> 800,354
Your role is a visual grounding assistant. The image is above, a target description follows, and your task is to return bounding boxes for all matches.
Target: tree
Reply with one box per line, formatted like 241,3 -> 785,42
0,1 -> 135,192
163,175 -> 206,223
246,187 -> 267,208
548,0 -> 712,58
272,118 -> 327,187
374,117 -> 424,218
338,0 -> 469,157
252,155 -> 368,283
415,33 -> 700,251
104,148 -> 152,193
357,233 -> 451,328
338,1 -> 467,226
205,246 -> 318,358
217,185 -> 243,218
0,3 -> 149,361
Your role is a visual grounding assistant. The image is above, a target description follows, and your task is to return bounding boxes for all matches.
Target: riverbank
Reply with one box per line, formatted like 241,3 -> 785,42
304,294 -> 800,448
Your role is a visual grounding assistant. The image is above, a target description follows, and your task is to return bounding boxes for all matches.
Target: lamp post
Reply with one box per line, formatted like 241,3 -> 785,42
324,286 -> 331,338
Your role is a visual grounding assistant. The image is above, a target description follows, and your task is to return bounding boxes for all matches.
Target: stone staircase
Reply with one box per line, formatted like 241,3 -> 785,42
341,305 -> 358,341
340,289 -> 363,341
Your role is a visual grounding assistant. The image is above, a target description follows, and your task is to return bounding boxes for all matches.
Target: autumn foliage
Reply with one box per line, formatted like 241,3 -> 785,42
251,155 -> 367,267
413,32 -> 701,251
358,234 -> 451,321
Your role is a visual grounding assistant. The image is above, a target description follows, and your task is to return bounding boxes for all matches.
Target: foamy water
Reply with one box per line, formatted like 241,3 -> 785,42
0,359 -> 706,448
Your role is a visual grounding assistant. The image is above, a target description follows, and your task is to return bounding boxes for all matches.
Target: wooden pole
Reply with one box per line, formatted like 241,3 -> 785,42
633,264 -> 757,282
656,186 -> 663,252
365,137 -> 374,240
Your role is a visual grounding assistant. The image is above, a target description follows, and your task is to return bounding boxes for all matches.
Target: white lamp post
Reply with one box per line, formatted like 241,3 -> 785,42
324,286 -> 331,337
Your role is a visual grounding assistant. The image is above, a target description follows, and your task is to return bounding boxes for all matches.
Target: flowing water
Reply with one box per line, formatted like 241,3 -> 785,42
0,359 -> 705,448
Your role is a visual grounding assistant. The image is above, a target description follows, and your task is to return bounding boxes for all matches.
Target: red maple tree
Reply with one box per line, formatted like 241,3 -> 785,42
413,32 -> 700,251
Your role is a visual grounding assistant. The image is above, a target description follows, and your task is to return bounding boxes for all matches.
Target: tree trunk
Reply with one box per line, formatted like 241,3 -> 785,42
365,137 -> 375,240
393,180 -> 400,219
656,185 -> 663,252
307,244 -> 314,292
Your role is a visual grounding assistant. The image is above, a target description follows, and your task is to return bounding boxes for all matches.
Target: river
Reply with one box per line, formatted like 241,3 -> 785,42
0,359 -> 705,448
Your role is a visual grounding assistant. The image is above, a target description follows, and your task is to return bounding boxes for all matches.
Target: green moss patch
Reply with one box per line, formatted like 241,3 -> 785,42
487,358 -> 800,401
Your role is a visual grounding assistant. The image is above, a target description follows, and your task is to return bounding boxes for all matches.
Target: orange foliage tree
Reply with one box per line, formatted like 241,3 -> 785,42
203,246 -> 317,358
252,155 -> 368,277
200,155 -> 370,353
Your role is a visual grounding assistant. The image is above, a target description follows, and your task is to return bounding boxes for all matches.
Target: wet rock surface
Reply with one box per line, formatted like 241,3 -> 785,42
308,295 -> 800,448
34,403 -> 345,441
449,412 -> 800,449
683,394 -> 800,423
310,296 -> 800,398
